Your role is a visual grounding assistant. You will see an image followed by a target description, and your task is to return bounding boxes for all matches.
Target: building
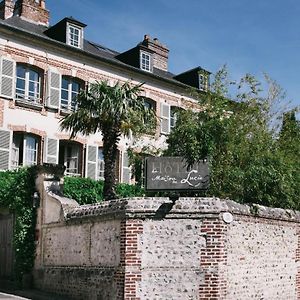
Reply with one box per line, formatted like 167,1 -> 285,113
0,0 -> 210,183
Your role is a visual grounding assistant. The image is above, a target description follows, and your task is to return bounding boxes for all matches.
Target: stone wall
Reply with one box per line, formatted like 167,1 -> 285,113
33,178 -> 300,300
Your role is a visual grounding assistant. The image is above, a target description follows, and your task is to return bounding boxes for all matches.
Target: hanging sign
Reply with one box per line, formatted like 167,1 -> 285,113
145,156 -> 209,191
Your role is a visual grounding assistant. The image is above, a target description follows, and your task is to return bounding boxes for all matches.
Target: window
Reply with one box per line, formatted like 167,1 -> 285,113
170,106 -> 183,130
16,64 -> 42,103
170,107 -> 177,129
199,73 -> 208,92
143,98 -> 157,134
140,51 -> 151,72
11,133 -> 40,168
97,148 -> 105,180
59,141 -> 82,176
61,77 -> 82,111
67,24 -> 82,48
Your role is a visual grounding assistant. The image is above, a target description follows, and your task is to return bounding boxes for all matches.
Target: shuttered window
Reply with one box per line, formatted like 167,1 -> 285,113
16,64 -> 42,103
47,70 -> 61,109
0,57 -> 15,99
44,137 -> 59,164
160,102 -> 170,134
0,130 -> 11,170
60,76 -> 81,111
122,151 -> 131,184
86,145 -> 97,180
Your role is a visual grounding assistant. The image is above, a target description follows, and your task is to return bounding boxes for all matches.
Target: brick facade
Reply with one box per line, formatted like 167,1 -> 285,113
199,219 -> 227,300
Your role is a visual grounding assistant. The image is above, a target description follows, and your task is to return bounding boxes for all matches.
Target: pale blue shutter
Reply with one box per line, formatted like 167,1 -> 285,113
85,145 -> 97,179
0,57 -> 15,99
47,69 -> 61,108
160,102 -> 170,134
122,151 -> 131,184
44,137 -> 59,164
0,129 -> 12,170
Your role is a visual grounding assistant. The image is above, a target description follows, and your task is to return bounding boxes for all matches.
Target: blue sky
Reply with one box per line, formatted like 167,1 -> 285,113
47,0 -> 300,112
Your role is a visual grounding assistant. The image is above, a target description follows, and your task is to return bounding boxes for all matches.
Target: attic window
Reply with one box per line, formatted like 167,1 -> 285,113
140,51 -> 151,72
67,23 -> 82,48
199,73 -> 208,92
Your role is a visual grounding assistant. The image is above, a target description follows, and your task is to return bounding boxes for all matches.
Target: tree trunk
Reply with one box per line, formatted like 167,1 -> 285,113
102,128 -> 119,200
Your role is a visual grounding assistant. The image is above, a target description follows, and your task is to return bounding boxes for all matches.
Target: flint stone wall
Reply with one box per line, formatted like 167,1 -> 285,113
33,180 -> 300,300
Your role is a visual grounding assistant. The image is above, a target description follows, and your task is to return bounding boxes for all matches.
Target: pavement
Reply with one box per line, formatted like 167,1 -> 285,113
0,290 -> 70,300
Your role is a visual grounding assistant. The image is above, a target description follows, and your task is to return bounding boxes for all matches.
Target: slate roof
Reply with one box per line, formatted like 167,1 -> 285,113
0,16 -> 194,89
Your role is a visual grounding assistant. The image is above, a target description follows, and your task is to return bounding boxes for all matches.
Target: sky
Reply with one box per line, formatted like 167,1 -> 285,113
46,0 -> 300,113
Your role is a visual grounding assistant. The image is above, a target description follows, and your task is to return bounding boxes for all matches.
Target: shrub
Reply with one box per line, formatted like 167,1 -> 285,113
63,177 -> 145,205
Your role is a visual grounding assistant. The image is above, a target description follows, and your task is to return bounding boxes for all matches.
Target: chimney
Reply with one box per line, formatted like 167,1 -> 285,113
14,0 -> 49,26
0,0 -> 15,20
142,34 -> 169,72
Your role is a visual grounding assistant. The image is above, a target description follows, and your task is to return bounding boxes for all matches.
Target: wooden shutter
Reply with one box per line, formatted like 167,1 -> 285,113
47,69 -> 61,108
160,102 -> 170,134
0,57 -> 15,99
44,137 -> 59,164
85,145 -> 97,180
122,151 -> 131,184
0,129 -> 11,170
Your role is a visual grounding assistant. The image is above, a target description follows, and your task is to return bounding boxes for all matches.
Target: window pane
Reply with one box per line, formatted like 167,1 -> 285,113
24,136 -> 38,166
16,78 -> 25,91
72,81 -> 80,92
16,65 -> 26,78
29,69 -> 39,82
62,78 -> 69,89
61,89 -> 68,101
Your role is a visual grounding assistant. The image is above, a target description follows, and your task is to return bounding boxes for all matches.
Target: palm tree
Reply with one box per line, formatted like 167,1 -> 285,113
60,80 -> 153,200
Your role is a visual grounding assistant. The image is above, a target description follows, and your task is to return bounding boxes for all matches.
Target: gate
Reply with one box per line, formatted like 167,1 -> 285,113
0,214 -> 14,278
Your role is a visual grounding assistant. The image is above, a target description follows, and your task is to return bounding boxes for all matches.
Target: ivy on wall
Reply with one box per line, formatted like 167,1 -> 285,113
0,168 -> 36,283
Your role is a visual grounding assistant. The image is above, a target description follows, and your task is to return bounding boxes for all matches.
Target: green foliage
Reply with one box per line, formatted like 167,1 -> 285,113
63,177 -> 104,204
116,183 -> 144,198
0,168 -> 36,282
63,177 -> 144,205
166,66 -> 300,210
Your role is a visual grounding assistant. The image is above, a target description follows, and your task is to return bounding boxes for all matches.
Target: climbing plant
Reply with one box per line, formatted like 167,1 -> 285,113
0,168 -> 36,283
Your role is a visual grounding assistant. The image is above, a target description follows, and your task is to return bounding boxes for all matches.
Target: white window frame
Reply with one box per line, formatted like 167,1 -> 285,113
170,107 -> 178,130
140,51 -> 151,72
60,77 -> 81,111
97,148 -> 105,180
67,23 -> 82,48
15,64 -> 41,103
61,143 -> 81,176
12,134 -> 39,168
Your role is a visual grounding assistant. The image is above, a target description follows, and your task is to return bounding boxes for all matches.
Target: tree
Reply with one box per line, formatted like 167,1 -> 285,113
166,66 -> 300,209
60,80 -> 152,200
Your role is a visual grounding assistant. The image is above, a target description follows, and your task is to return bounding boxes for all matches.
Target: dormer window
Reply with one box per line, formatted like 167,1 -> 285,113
140,51 -> 151,72
199,73 -> 208,92
67,23 -> 82,48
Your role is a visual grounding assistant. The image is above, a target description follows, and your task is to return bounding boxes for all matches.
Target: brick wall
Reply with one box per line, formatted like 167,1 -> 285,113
34,179 -> 300,299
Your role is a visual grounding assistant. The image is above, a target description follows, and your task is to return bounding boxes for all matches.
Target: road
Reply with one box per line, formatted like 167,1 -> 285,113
0,292 -> 28,299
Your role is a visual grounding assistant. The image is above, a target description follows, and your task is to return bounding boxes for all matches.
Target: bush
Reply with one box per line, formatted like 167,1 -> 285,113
63,177 -> 145,204
63,177 -> 104,204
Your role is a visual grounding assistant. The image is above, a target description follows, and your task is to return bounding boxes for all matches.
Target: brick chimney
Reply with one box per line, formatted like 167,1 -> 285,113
142,34 -> 169,72
7,0 -> 50,26
0,0 -> 15,20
